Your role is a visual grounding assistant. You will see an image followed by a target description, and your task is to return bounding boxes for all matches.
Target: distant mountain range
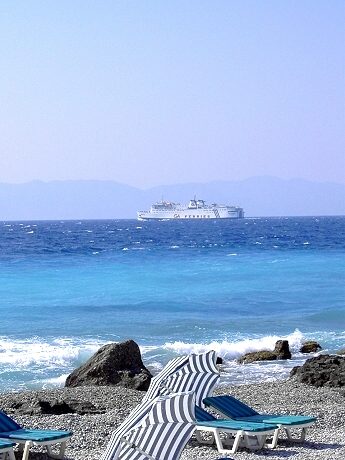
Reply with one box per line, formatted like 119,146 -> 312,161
0,177 -> 344,220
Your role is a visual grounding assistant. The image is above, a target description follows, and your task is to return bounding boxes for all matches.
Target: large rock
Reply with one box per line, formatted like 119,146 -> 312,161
238,340 -> 291,364
274,340 -> 291,359
65,340 -> 152,390
238,350 -> 278,364
290,354 -> 345,387
300,341 -> 322,353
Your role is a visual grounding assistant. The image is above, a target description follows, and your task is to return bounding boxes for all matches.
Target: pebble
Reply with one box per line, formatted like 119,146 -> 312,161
0,379 -> 344,459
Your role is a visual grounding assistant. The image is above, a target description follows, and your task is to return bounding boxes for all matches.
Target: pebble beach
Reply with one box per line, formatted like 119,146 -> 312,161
1,379 -> 344,460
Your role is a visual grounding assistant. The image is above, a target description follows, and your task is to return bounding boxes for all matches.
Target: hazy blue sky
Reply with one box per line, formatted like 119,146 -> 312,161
0,1 -> 344,188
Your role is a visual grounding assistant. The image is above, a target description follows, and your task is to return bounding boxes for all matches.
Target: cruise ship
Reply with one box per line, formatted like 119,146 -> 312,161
137,198 -> 244,220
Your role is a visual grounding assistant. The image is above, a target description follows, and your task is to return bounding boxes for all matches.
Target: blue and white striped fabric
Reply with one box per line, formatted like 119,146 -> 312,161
101,392 -> 196,460
143,351 -> 220,407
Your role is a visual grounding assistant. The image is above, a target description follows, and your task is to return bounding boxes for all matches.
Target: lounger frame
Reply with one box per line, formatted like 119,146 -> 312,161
8,434 -> 71,460
195,424 -> 275,454
264,422 -> 315,448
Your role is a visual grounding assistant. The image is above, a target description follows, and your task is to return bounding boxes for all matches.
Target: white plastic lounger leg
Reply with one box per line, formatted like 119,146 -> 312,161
265,427 -> 280,448
22,441 -> 33,460
285,427 -> 307,443
213,428 -> 243,454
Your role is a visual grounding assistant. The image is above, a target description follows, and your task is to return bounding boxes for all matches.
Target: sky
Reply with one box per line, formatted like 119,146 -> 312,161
0,1 -> 344,189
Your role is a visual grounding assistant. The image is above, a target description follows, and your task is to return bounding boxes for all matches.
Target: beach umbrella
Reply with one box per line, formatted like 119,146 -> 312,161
143,351 -> 220,407
101,391 -> 196,460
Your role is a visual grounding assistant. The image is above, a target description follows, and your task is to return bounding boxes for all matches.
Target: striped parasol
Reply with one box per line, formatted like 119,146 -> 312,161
143,351 -> 220,407
101,391 -> 196,460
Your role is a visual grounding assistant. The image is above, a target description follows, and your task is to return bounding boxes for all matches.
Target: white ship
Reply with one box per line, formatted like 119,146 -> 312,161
137,198 -> 244,220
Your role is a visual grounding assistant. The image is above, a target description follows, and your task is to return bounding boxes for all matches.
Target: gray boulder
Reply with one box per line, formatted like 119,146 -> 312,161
65,340 -> 152,391
290,354 -> 345,387
274,340 -> 291,359
237,350 -> 278,364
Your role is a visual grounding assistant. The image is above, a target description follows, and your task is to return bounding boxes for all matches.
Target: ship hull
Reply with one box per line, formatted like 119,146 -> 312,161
137,208 -> 244,220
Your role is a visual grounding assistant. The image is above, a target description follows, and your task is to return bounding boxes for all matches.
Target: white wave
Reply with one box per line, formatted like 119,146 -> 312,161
164,329 -> 305,361
41,374 -> 69,388
219,360 -> 292,386
0,337 -> 105,370
140,345 -> 161,354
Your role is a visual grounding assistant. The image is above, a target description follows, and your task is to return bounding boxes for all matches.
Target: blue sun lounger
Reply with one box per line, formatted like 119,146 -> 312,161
203,395 -> 316,448
195,405 -> 278,454
0,410 -> 72,460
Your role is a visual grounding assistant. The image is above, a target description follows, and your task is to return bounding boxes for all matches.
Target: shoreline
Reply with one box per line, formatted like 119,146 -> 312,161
0,379 -> 344,459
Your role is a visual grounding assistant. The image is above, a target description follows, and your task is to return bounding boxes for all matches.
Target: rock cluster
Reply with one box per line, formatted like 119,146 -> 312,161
9,397 -> 104,415
290,354 -> 345,387
238,339 -> 323,365
65,340 -> 152,391
238,340 -> 291,364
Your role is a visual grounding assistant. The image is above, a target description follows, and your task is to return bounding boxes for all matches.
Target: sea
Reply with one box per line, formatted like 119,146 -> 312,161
0,217 -> 344,392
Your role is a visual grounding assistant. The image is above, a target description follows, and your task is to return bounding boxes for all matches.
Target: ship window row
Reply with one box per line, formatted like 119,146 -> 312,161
184,215 -> 211,218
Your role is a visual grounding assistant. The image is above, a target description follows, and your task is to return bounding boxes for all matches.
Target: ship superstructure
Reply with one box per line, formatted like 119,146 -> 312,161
137,198 -> 244,220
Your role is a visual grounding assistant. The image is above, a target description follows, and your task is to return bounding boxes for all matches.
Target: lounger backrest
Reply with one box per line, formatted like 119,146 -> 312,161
0,411 -> 22,432
203,395 -> 259,418
194,405 -> 216,422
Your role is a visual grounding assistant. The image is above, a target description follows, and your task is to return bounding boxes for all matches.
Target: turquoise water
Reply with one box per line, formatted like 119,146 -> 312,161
0,217 -> 344,391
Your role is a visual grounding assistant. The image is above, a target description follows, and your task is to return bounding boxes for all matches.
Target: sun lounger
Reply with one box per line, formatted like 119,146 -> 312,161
195,405 -> 278,454
0,410 -> 72,460
0,439 -> 15,460
203,395 -> 316,448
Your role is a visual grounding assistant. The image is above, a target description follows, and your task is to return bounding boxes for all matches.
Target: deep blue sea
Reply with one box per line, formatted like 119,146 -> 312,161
0,217 -> 344,392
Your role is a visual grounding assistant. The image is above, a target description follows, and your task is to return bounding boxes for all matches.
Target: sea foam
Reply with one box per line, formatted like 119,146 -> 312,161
0,337 -> 105,370
164,329 -> 305,361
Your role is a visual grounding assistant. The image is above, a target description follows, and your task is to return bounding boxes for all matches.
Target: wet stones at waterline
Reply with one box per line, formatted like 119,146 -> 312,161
300,341 -> 322,353
238,340 -> 291,364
